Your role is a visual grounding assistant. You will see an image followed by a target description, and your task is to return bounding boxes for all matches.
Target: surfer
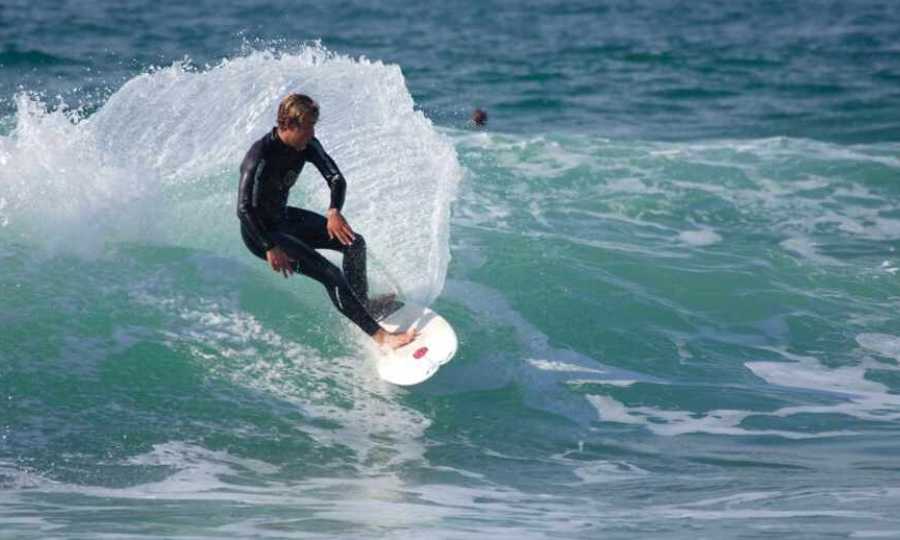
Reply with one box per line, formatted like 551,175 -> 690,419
237,93 -> 416,349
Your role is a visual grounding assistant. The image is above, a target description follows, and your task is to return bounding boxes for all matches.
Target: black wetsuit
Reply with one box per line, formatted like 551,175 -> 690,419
237,128 -> 381,336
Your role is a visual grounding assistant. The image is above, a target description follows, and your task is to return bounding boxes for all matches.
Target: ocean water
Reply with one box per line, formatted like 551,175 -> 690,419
2,1 -> 900,538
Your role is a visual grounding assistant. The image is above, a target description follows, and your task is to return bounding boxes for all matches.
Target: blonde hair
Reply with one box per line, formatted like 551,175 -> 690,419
277,94 -> 320,129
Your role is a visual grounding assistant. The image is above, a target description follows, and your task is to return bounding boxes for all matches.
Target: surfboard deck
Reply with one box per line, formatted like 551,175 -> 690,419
374,302 -> 457,386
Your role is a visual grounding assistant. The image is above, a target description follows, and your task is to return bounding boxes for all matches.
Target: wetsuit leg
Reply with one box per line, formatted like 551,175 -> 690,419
241,215 -> 380,336
268,228 -> 380,335
280,207 -> 368,301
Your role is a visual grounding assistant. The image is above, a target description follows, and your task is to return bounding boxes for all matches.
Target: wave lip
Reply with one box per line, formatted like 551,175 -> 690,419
0,44 -> 463,304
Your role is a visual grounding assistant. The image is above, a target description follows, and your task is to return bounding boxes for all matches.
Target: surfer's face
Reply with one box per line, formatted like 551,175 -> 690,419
280,118 -> 316,150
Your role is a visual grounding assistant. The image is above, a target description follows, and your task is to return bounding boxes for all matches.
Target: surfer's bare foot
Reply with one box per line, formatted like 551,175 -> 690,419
373,327 -> 417,349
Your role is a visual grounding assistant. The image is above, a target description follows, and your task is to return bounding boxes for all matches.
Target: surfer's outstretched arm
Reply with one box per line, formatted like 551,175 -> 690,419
304,138 -> 356,246
305,137 -> 347,212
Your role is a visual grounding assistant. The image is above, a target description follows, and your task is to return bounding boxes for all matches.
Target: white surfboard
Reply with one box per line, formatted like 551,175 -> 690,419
374,302 -> 457,386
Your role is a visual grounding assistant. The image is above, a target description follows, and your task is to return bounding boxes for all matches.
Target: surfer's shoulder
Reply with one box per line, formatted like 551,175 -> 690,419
240,132 -> 271,171
244,130 -> 276,160
305,136 -> 325,154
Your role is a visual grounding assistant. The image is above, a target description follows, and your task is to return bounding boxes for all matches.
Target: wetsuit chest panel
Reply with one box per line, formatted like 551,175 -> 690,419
281,167 -> 301,190
238,129 -> 345,250
256,145 -> 307,219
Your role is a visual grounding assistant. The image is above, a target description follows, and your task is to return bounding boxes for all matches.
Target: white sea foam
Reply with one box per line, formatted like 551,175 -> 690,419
527,358 -> 609,374
747,349 -> 888,396
857,333 -> 900,362
586,344 -> 900,438
0,196 -> 8,227
589,391 -> 860,438
0,95 -> 163,256
780,236 -> 843,265
679,228 -> 722,247
0,452 -> 601,540
567,379 -> 637,387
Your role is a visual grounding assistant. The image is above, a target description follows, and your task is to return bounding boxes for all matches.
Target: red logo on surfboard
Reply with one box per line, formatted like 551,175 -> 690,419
413,347 -> 428,359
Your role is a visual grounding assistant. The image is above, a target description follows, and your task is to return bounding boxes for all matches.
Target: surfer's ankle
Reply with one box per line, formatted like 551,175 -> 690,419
373,328 -> 387,344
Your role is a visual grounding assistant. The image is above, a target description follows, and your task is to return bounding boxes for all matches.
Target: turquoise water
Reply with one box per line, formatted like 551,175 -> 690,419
3,2 -> 900,538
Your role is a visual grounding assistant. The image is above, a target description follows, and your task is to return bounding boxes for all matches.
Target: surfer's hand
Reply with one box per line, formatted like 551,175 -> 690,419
326,209 -> 355,246
266,246 -> 295,278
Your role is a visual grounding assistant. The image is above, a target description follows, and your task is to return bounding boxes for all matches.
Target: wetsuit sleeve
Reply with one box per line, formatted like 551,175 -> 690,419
306,137 -> 347,211
237,147 -> 276,252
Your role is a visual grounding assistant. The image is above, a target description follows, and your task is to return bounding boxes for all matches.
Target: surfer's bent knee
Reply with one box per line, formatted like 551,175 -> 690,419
347,233 -> 365,252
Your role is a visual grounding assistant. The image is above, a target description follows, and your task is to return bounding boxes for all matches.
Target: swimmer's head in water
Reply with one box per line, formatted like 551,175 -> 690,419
277,93 -> 320,130
471,108 -> 488,126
